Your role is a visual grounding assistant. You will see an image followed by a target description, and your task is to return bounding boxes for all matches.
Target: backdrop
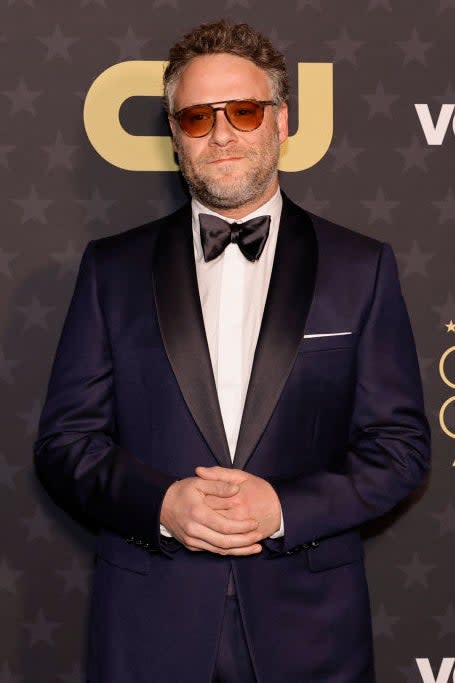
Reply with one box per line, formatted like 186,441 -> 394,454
1,2 -> 454,682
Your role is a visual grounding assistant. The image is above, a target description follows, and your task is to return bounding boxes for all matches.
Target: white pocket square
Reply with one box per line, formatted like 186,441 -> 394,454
303,332 -> 352,338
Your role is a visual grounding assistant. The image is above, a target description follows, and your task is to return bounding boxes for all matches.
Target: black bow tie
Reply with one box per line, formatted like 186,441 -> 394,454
199,213 -> 271,263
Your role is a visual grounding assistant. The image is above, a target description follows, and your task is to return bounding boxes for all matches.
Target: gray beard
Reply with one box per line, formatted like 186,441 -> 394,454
174,132 -> 280,211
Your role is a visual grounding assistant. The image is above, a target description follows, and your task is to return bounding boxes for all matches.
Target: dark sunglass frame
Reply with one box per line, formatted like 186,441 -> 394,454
172,99 -> 277,137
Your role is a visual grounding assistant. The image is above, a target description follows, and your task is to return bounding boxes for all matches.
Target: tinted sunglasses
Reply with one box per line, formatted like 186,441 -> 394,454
172,99 -> 277,138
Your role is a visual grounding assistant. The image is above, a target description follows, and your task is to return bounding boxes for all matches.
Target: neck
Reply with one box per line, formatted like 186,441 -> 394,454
196,177 -> 280,220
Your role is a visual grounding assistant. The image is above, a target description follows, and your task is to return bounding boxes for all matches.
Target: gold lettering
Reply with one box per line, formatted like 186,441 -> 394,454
83,61 -> 333,173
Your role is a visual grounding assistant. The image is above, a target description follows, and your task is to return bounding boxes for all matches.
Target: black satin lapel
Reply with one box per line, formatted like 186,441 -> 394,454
152,205 -> 232,468
233,194 -> 318,470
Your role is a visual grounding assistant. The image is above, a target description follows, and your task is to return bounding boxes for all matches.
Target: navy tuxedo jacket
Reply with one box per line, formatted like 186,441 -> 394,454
34,193 -> 430,683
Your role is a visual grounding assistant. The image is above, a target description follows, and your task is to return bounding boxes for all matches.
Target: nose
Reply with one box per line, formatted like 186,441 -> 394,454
209,108 -> 237,146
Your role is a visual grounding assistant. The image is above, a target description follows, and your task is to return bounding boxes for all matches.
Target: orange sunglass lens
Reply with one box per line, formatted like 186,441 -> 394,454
178,101 -> 265,137
225,101 -> 263,130
179,105 -> 214,137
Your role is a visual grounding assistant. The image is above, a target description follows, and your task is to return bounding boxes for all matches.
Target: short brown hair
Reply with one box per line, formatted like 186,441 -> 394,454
163,19 -> 289,113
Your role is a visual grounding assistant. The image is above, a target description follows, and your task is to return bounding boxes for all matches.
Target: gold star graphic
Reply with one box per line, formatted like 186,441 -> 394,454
446,320 -> 455,332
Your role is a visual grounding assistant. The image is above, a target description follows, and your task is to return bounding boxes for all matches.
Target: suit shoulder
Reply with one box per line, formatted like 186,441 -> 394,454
307,210 -> 384,261
87,203 -> 190,264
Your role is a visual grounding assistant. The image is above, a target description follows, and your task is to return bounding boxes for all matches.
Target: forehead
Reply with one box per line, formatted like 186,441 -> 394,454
172,53 -> 272,109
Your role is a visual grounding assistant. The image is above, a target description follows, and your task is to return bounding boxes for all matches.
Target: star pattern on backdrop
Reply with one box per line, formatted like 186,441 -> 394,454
0,558 -> 24,594
17,296 -> 55,331
296,0 -> 322,10
58,662 -> 84,683
152,0 -> 179,8
16,398 -> 42,438
445,320 -> 455,333
433,292 -> 455,323
397,240 -> 433,278
368,0 -> 392,9
23,608 -> 61,646
56,558 -> 91,594
21,505 -> 54,542
0,662 -> 23,683
50,241 -> 84,277
76,188 -> 117,223
396,135 -> 432,172
397,552 -> 436,589
300,187 -> 330,215
433,604 -> 455,638
0,145 -> 15,168
267,28 -> 293,53
0,346 -> 20,384
0,249 -> 18,280
110,25 -> 150,60
362,81 -> 399,118
0,454 -> 23,490
439,0 -> 455,10
326,27 -> 364,66
372,604 -> 400,639
433,188 -> 455,223
2,79 -> 42,116
432,502 -> 455,533
397,28 -> 432,67
398,663 -> 418,683
38,24 -> 79,62
362,187 -> 400,223
42,131 -> 78,171
433,83 -> 455,104
418,355 -> 435,382
329,135 -> 364,172
12,186 -> 53,224
80,0 -> 107,6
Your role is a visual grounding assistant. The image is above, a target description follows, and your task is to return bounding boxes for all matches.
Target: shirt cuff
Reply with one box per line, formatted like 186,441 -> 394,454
160,523 -> 173,537
268,506 -> 284,539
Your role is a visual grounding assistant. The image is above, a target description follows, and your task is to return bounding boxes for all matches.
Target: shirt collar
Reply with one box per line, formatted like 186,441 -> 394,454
191,187 -> 283,260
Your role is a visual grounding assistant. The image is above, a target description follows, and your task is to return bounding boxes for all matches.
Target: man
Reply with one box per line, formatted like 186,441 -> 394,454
34,19 -> 430,683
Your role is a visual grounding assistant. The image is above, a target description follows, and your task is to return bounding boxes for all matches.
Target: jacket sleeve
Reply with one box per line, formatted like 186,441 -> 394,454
265,242 -> 431,554
33,241 -> 178,551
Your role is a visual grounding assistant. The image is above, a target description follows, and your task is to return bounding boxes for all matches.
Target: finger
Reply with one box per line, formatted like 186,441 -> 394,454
199,509 -> 258,534
184,537 -> 262,556
203,495 -> 233,510
212,508 -> 252,522
195,466 -> 247,485
190,541 -> 262,557
196,479 -> 239,497
181,511 -> 257,538
188,524 -> 262,550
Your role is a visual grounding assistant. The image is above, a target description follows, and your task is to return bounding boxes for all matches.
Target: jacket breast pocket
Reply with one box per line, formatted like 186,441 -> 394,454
306,530 -> 364,572
298,332 -> 357,355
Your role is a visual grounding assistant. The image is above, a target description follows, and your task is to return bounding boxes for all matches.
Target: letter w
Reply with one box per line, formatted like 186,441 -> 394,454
416,658 -> 455,683
415,104 -> 455,145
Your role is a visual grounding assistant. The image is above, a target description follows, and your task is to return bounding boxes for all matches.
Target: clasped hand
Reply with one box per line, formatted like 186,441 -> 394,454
160,466 -> 281,556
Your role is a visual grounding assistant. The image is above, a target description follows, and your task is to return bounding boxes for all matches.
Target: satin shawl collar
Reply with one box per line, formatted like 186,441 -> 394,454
152,192 -> 318,469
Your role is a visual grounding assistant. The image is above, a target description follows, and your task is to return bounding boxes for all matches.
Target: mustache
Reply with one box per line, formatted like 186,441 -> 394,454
200,149 -> 256,163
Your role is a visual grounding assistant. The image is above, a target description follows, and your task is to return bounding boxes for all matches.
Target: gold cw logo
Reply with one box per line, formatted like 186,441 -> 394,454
83,61 -> 333,173
439,342 -> 455,457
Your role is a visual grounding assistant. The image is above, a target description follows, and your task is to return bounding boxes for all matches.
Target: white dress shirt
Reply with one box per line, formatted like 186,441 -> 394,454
161,186 -> 284,539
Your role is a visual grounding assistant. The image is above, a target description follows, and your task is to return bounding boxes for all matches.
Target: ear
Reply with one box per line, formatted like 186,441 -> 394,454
277,103 -> 288,145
